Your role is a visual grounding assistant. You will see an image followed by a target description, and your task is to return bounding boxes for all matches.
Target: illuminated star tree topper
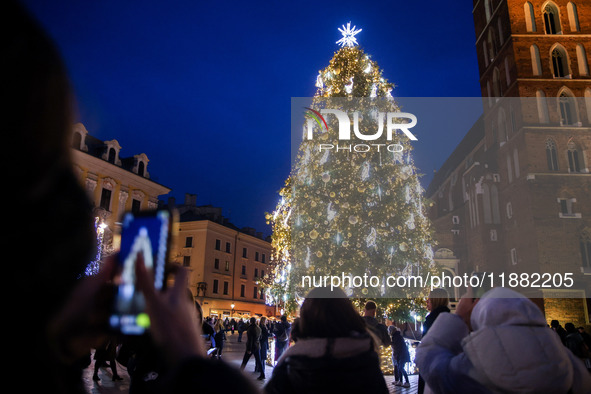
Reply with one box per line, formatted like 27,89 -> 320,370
336,22 -> 362,47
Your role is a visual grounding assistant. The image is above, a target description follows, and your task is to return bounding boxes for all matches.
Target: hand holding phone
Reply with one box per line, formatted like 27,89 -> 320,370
109,209 -> 174,335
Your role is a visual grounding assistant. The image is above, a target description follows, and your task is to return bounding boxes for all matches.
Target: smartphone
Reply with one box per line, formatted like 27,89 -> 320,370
109,208 -> 174,335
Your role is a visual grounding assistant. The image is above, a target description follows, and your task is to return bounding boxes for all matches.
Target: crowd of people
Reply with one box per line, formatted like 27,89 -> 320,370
11,0 -> 591,392
200,313 -> 292,380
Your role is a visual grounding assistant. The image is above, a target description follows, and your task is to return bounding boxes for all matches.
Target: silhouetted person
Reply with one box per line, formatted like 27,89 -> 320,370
273,315 -> 291,359
265,288 -> 388,394
5,3 -> 260,392
241,317 -> 265,380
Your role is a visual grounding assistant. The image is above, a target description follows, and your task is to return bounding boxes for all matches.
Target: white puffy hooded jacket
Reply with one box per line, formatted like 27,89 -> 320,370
416,287 -> 591,394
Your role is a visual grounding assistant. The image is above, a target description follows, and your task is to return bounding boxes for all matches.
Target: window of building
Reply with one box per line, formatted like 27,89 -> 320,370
254,268 -> 259,277
260,289 -> 264,300
488,30 -> 497,63
223,281 -> 229,295
585,88 -> 591,125
537,90 -> 550,124
138,161 -> 145,177
100,188 -> 112,211
241,265 -> 246,276
240,285 -> 245,298
558,198 -> 580,218
452,216 -> 460,224
185,236 -> 193,248
530,45 -> 542,76
546,139 -> 559,171
225,261 -> 230,271
253,286 -> 258,299
506,202 -> 513,219
524,2 -> 536,32
183,256 -> 191,267
498,109 -> 508,143
567,142 -> 583,173
514,148 -> 520,178
255,251 -> 259,261
213,279 -> 219,294
262,254 -> 266,264
576,44 -> 589,77
559,92 -> 578,125
215,239 -> 221,251
242,247 -> 247,258
484,0 -> 492,22
214,258 -> 220,270
108,147 -> 116,163
511,248 -> 518,265
543,3 -> 561,34
261,269 -> 265,277
567,2 -> 580,32
493,68 -> 503,97
225,242 -> 231,253
551,47 -> 569,78
581,229 -> 591,269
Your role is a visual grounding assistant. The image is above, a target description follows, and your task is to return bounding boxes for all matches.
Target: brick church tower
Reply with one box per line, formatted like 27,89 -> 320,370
426,1 -> 591,326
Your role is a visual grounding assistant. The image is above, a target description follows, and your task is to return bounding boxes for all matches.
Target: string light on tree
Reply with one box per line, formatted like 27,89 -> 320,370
264,23 -> 438,317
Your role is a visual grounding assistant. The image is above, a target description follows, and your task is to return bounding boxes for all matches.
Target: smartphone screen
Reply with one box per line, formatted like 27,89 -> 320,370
109,209 -> 172,335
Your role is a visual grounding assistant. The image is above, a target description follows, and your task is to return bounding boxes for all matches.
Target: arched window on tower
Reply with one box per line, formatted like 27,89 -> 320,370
585,88 -> 591,124
491,184 -> 500,224
546,139 -> 559,171
537,90 -> 550,123
567,141 -> 584,173
482,184 -> 492,224
488,30 -> 497,63
576,44 -> 589,76
524,2 -> 536,32
567,2 -> 580,32
543,3 -> 561,34
551,46 -> 569,78
530,44 -> 542,76
498,108 -> 508,143
559,91 -> 579,126
493,67 -> 503,97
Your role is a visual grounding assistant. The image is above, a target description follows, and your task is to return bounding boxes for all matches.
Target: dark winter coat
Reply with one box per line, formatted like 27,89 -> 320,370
245,324 -> 262,352
363,316 -> 391,347
274,321 -> 291,343
423,305 -> 450,337
264,335 -> 388,394
391,331 -> 410,364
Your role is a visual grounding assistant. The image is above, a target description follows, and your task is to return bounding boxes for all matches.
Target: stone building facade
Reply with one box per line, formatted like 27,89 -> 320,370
168,194 -> 275,318
71,122 -> 171,251
427,0 -> 591,326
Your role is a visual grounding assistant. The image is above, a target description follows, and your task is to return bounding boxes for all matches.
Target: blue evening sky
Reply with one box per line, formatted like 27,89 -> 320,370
21,0 -> 483,236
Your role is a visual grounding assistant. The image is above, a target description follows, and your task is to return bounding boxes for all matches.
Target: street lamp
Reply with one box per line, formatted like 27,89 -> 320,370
230,303 -> 235,317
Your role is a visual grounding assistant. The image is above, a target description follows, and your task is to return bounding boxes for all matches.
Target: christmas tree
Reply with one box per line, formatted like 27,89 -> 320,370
264,23 -> 437,319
